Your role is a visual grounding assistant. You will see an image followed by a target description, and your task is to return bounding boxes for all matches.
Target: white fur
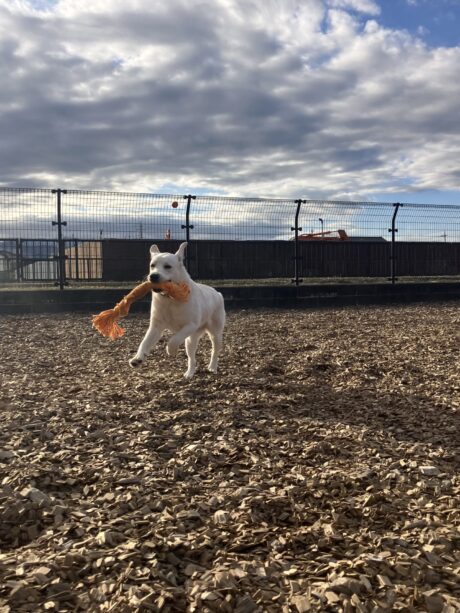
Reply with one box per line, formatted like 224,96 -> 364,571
129,242 -> 225,378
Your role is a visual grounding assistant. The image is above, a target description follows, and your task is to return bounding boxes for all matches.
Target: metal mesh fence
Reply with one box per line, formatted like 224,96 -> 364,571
299,200 -> 394,242
62,190 -> 184,241
190,196 -> 297,240
0,188 -> 56,239
0,187 -> 459,286
398,203 -> 460,242
0,189 -> 58,283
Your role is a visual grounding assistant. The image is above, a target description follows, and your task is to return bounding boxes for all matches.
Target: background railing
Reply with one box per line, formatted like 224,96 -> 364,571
1,187 -> 459,288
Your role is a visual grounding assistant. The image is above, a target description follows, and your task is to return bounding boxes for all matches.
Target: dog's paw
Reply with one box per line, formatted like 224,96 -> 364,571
129,356 -> 144,368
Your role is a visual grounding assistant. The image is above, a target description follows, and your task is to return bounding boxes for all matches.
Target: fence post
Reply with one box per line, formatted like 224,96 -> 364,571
291,199 -> 306,285
388,202 -> 402,284
182,194 -> 196,270
18,239 -> 25,282
74,239 -> 80,281
15,238 -> 21,282
52,188 -> 68,290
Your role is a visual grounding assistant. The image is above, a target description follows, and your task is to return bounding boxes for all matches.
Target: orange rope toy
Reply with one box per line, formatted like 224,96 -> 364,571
92,281 -> 190,340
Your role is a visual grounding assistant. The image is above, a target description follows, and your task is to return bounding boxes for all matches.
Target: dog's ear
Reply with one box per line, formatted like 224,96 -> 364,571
175,242 -> 188,263
150,244 -> 160,255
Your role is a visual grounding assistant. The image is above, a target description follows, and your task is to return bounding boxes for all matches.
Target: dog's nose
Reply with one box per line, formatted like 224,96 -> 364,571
149,272 -> 161,283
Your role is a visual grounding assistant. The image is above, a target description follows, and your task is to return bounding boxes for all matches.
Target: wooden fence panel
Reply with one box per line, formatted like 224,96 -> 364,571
100,240 -> 460,281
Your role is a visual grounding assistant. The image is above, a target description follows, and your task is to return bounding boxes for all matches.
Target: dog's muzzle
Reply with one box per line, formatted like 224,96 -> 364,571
149,273 -> 161,283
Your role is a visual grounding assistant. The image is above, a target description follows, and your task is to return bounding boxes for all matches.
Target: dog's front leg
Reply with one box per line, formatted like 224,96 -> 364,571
166,324 -> 197,358
129,326 -> 162,368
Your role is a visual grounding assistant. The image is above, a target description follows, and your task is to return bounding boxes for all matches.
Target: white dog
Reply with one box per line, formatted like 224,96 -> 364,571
129,242 -> 225,378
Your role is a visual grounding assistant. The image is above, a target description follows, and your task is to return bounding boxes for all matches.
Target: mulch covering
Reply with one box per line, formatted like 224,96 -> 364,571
0,303 -> 459,612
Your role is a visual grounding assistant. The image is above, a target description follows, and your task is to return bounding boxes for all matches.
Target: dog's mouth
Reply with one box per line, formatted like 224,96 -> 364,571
148,276 -> 172,292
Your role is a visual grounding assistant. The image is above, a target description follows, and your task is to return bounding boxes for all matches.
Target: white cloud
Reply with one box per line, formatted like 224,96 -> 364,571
0,0 -> 459,200
326,0 -> 380,15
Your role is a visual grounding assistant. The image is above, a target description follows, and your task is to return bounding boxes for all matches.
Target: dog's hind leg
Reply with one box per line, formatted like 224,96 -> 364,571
207,312 -> 224,373
207,301 -> 225,373
167,323 -> 197,358
207,330 -> 223,373
184,332 -> 200,379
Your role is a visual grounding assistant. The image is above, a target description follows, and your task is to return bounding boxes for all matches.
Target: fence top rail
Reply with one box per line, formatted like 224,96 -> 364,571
1,186 -> 459,210
302,199 -> 460,211
0,187 -> 55,194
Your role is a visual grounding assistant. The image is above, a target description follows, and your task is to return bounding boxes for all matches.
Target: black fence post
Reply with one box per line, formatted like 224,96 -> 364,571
291,198 -> 306,285
15,238 -> 21,282
389,202 -> 402,284
52,188 -> 68,290
18,239 -> 24,282
74,239 -> 80,281
182,194 -> 196,270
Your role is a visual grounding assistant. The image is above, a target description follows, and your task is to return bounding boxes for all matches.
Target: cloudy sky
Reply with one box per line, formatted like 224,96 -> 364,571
1,0 -> 460,203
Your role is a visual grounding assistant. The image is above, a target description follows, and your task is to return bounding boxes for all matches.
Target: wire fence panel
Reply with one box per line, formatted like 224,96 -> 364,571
0,189 -> 58,283
0,188 -> 56,239
183,196 -> 298,280
0,187 -> 459,286
398,203 -> 460,242
62,190 -> 184,240
299,200 -> 394,241
61,190 -> 186,285
189,196 -> 297,240
296,201 -> 395,282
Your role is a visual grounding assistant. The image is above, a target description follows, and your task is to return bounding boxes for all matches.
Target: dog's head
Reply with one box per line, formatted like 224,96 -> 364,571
148,242 -> 188,284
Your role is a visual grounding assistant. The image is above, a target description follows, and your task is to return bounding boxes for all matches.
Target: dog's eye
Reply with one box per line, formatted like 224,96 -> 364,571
164,264 -> 172,270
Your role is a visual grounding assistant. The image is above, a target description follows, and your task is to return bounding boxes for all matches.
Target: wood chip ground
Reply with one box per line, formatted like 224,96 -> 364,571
0,303 -> 459,612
